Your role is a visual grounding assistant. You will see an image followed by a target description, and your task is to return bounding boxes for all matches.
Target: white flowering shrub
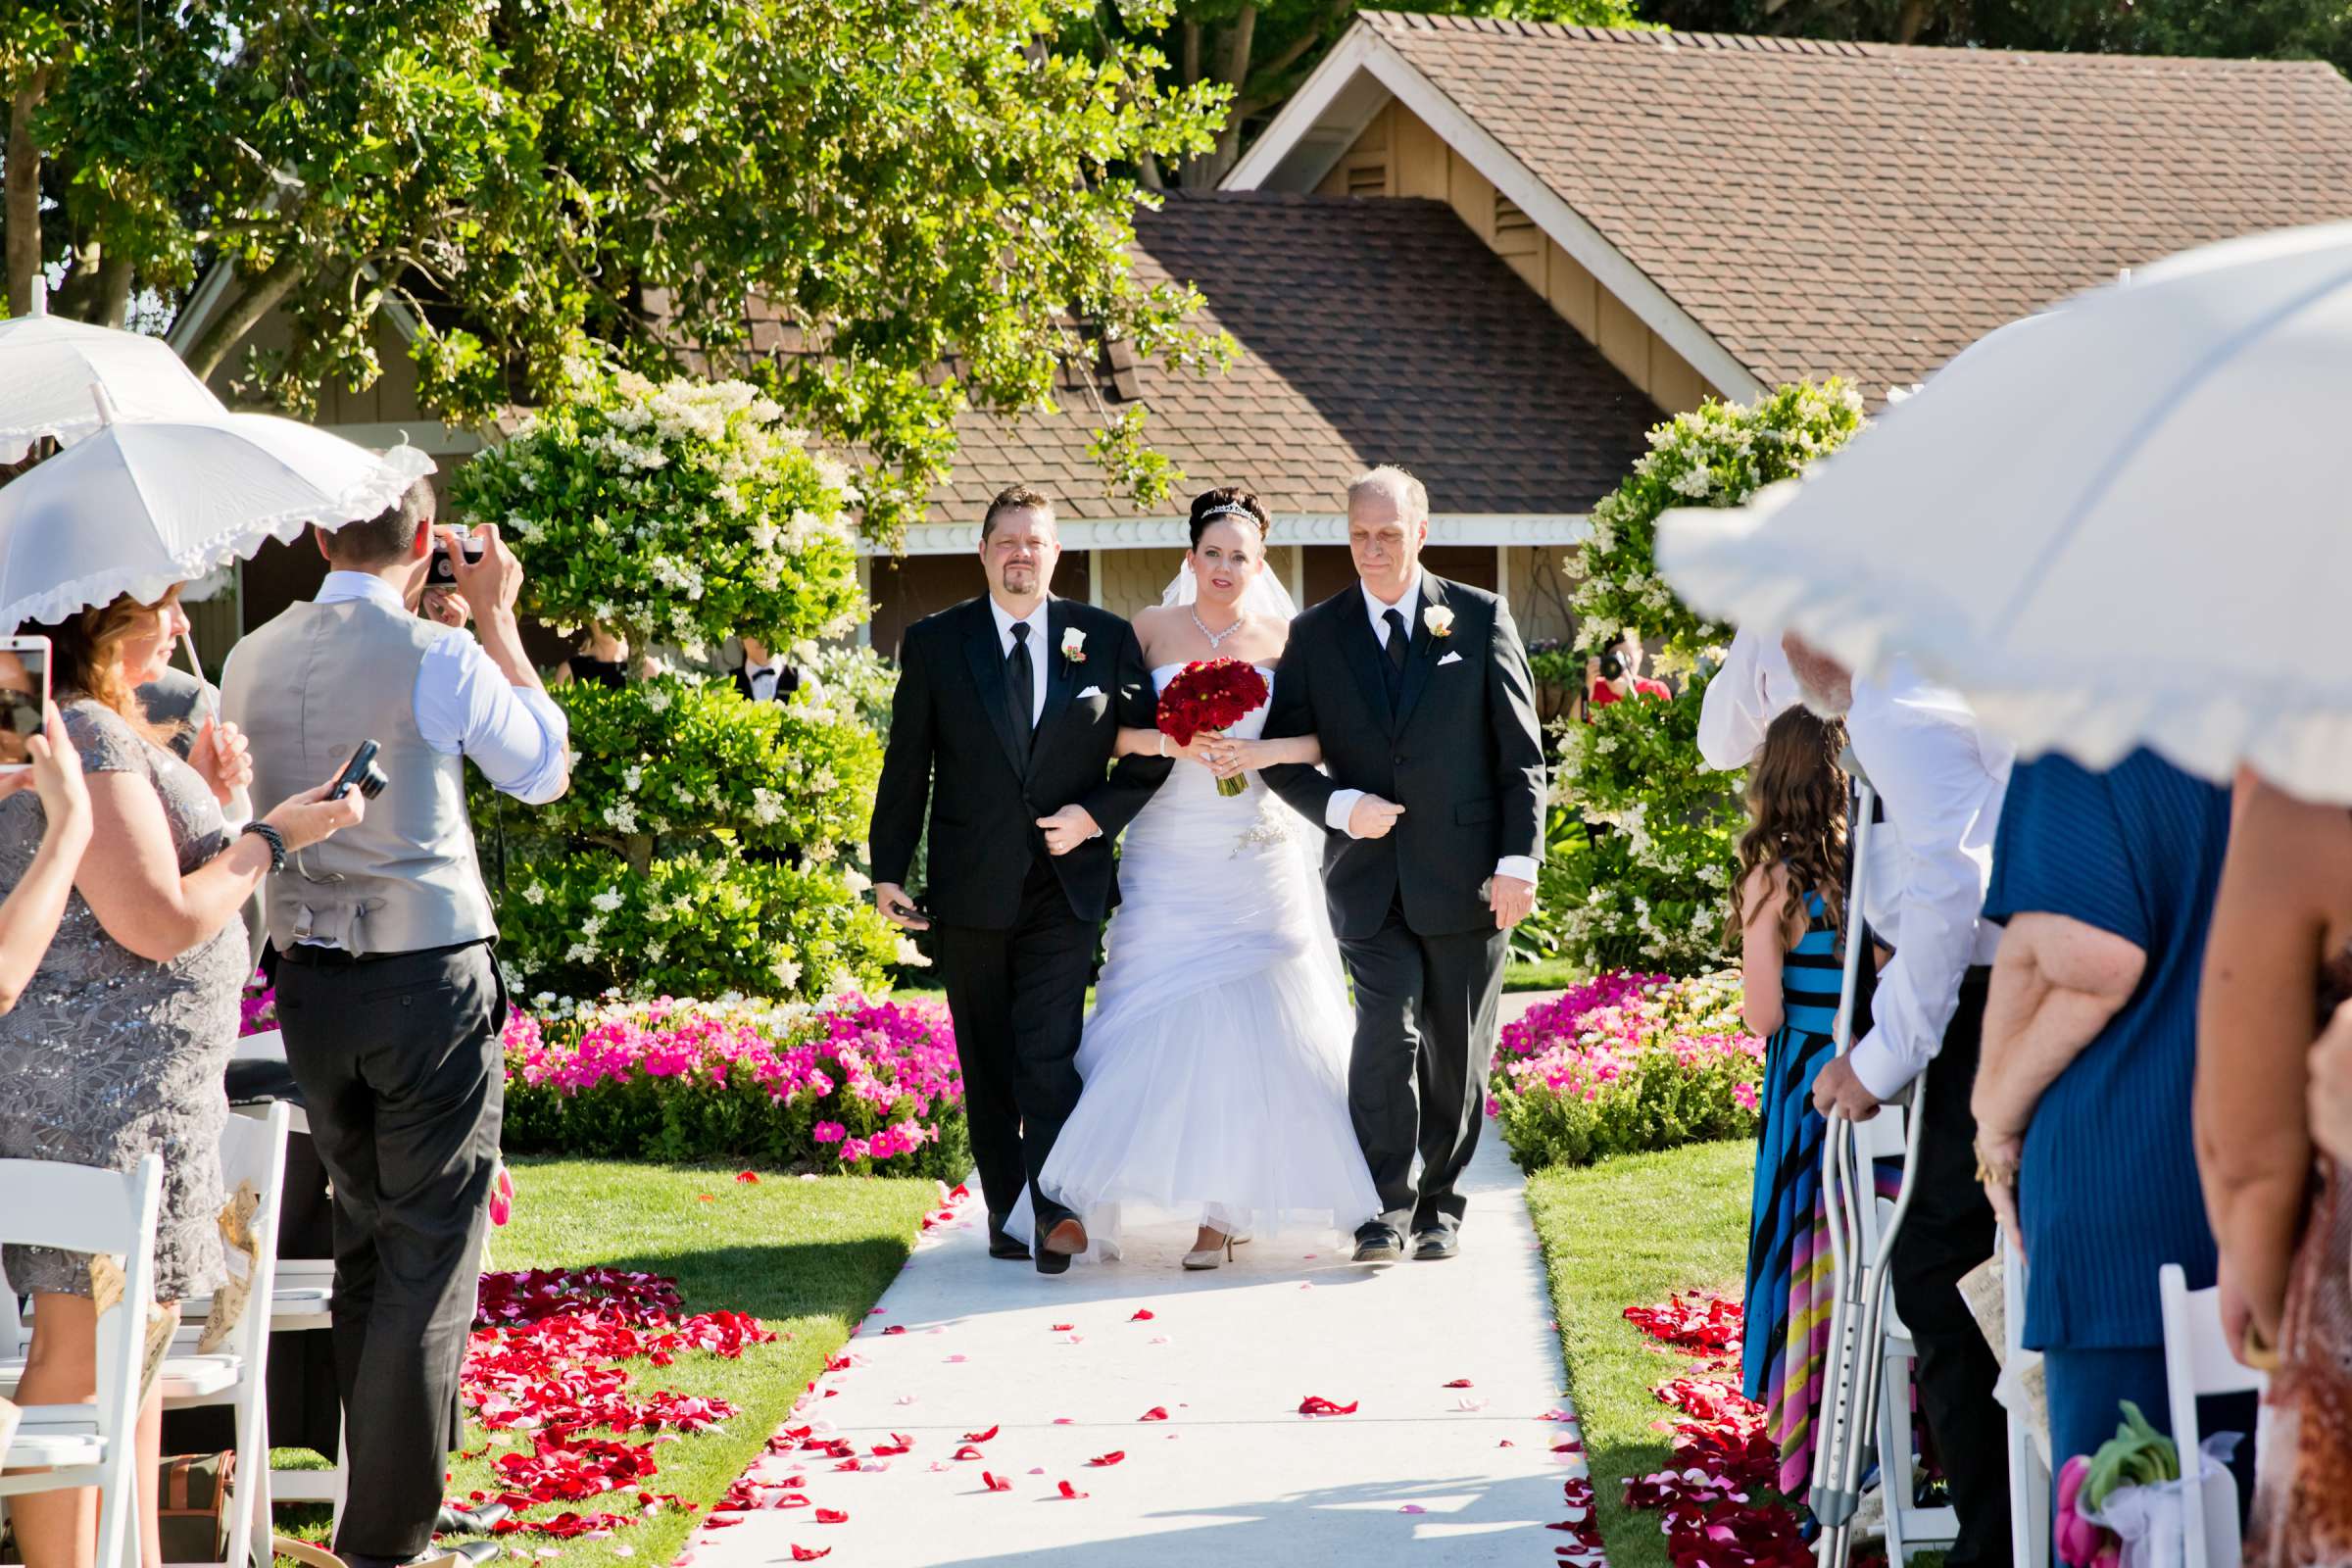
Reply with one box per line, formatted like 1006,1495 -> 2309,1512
1554,382 -> 1865,973
455,363 -> 899,1000
454,361 -> 867,657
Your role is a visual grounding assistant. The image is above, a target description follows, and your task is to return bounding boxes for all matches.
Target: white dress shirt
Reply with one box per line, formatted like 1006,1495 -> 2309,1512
743,659 -> 791,703
987,595 -> 1050,725
1844,662 -> 2013,1101
1323,570 -> 1540,887
303,572 -> 571,806
1697,622 -> 1798,771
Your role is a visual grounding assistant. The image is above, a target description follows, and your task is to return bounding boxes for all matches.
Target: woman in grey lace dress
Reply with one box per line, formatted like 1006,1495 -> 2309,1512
0,585 -> 362,1568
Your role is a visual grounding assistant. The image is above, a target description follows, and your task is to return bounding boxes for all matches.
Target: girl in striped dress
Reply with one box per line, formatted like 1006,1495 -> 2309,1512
1728,707 -> 1849,1497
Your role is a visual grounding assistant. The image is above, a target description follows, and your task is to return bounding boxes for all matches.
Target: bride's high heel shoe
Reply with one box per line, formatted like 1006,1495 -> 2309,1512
1182,1229 -> 1251,1271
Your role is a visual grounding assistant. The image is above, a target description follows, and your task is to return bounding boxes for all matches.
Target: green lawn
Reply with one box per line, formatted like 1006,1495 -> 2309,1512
1525,1139 -> 1752,1568
278,1158 -> 938,1568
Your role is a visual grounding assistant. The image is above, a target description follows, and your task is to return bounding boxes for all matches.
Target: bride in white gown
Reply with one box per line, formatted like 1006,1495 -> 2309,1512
1011,487 -> 1380,1270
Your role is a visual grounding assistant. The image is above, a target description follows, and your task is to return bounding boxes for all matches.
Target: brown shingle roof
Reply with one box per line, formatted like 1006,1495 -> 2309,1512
937,190 -> 1656,522
1355,10 -> 2352,396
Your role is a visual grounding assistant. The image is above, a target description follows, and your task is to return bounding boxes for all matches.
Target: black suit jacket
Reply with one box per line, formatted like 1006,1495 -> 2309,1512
868,596 -> 1170,930
732,663 -> 802,704
1260,575 -> 1546,940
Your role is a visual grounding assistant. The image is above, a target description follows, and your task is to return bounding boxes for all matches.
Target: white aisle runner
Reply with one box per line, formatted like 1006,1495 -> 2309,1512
683,999 -> 1586,1568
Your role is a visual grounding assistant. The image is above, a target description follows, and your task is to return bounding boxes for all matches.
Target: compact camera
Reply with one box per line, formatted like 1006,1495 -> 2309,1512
329,738 -> 390,802
426,533 -> 487,587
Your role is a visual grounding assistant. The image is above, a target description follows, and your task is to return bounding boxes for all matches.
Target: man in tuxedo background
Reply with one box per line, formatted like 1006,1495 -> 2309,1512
734,636 -> 801,705
867,484 -> 1170,1271
1259,466 -> 1546,1265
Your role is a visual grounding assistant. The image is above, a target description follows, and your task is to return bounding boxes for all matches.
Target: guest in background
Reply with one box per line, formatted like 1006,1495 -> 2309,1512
1586,628 -> 1670,715
1727,706 -> 1849,1497
0,587 -> 361,1568
1975,751 -> 2252,1520
734,635 -> 801,705
0,703 -> 90,1010
1785,633 -> 2014,1568
1697,622 -> 1797,771
2196,774 -> 2352,1560
549,622 -> 649,691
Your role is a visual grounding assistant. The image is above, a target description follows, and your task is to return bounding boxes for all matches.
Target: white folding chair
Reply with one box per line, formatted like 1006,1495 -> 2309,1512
0,1152 -> 165,1568
1855,1103 -> 1959,1564
2159,1262 -> 2266,1568
224,1028 -> 346,1528
2005,1230 -> 2051,1568
1,1106 -> 292,1568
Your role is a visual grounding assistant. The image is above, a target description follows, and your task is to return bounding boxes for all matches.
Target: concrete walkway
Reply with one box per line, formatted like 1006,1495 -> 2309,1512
686,994 -> 1584,1568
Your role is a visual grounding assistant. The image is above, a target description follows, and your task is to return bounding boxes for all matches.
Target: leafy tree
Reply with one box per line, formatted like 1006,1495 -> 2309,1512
0,0 -> 1234,537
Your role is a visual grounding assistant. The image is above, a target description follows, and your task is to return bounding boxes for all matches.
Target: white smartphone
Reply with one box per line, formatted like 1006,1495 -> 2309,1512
0,634 -> 48,773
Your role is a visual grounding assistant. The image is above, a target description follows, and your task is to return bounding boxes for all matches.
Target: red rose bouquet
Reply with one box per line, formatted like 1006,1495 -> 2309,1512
1156,658 -> 1271,798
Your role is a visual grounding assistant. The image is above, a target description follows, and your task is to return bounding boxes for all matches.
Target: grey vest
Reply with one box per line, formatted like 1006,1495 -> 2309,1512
220,596 -> 495,956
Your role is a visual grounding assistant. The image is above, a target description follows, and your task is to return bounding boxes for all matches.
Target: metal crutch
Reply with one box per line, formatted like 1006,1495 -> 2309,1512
1808,770 -> 1936,1568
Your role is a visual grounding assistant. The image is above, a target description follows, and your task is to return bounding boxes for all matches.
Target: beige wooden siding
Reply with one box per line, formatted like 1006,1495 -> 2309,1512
1093,547 -> 1189,620
1317,100 -> 1719,416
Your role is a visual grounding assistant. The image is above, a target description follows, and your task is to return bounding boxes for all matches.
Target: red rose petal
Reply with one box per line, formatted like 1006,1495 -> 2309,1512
814,1508 -> 848,1525
1298,1396 -> 1359,1417
790,1549 -> 830,1563
696,1194 -> 714,1202
1088,1451 -> 1125,1467
1139,1406 -> 1169,1422
704,1517 -> 743,1530
736,1171 -> 760,1185
1057,1481 -> 1088,1501
981,1472 -> 1011,1493
1444,1379 -> 1475,1389
954,1446 -> 986,1461
1051,1323 -> 1074,1332
1129,1309 -> 1155,1322
959,1425 -> 1000,1444
881,1325 -> 906,1336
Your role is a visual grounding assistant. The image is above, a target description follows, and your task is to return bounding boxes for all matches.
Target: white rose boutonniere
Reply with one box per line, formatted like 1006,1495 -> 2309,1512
1061,627 -> 1088,662
1423,606 -> 1456,639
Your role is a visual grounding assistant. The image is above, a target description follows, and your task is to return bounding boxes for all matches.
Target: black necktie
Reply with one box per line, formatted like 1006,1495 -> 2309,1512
1382,608 -> 1408,702
1007,621 -> 1035,751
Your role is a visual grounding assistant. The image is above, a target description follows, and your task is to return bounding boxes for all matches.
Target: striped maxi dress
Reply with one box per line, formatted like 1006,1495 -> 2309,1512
1740,885 -> 1845,1498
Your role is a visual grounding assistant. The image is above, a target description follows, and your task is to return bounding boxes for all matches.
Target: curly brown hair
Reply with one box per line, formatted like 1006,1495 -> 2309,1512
1725,706 -> 1848,952
33,588 -> 181,744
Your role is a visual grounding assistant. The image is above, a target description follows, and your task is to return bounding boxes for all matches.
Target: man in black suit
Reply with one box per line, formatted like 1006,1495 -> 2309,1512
867,484 -> 1170,1272
1259,466 -> 1546,1265
733,636 -> 802,705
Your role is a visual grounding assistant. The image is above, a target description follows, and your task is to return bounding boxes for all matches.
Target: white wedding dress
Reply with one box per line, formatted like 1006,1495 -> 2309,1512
1014,659 -> 1382,1252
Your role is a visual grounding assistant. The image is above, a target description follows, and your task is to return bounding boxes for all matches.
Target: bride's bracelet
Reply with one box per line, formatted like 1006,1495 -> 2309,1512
1158,733 -> 1172,758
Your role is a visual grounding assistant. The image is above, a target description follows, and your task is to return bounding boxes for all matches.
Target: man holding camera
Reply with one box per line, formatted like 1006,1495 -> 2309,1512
220,479 -> 569,1568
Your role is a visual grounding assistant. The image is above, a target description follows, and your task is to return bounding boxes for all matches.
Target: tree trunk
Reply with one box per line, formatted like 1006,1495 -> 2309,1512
183,252 -> 307,385
1181,20 -> 1200,86
1138,149 -> 1165,191
5,67 -> 55,318
1894,0 -> 1935,44
95,249 -> 133,328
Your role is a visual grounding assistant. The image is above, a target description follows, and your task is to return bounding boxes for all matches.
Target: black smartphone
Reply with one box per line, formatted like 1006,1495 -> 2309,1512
329,738 -> 389,801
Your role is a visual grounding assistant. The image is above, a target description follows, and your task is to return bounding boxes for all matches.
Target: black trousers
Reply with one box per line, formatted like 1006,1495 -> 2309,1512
932,857 -> 1096,1234
274,940 -> 508,1560
1888,966 -> 2011,1568
1337,897 -> 1510,1236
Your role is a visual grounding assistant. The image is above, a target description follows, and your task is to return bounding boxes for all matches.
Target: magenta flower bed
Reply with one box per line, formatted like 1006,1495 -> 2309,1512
501,992 -> 967,1178
1490,968 -> 1763,1171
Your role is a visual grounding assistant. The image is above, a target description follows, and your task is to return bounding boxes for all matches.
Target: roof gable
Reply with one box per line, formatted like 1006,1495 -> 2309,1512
1239,12 -> 2352,396
936,190 -> 1656,524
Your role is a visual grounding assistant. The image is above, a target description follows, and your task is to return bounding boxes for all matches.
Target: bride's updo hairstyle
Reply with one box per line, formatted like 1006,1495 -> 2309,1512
1187,486 -> 1272,549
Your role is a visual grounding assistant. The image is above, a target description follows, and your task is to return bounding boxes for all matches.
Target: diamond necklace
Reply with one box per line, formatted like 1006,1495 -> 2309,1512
1192,606 -> 1244,651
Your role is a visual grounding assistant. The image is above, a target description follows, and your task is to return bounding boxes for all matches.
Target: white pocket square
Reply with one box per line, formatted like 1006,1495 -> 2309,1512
1437,651 -> 1464,667
1077,685 -> 1104,700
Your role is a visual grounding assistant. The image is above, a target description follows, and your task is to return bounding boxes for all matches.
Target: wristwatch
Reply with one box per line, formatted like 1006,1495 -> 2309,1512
241,820 -> 287,873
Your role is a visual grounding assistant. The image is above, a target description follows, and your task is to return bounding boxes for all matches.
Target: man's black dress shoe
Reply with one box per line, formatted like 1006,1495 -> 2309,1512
987,1212 -> 1032,1260
1352,1225 -> 1404,1265
1035,1216 -> 1087,1275
1411,1227 -> 1461,1261
434,1502 -> 512,1537
342,1541 -> 501,1568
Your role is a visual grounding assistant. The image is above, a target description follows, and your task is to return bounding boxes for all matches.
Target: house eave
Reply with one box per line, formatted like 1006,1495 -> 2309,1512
873,513 -> 1592,557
